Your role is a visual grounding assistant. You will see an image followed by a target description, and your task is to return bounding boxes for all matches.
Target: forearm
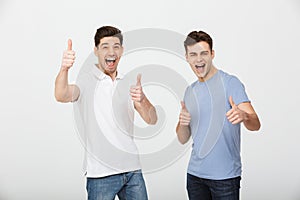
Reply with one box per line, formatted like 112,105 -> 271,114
176,122 -> 191,144
55,68 -> 73,102
243,113 -> 261,131
134,97 -> 157,125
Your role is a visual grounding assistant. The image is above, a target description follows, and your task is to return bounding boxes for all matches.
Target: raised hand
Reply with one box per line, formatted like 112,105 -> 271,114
130,74 -> 145,102
226,96 -> 247,125
179,101 -> 191,126
61,39 -> 75,70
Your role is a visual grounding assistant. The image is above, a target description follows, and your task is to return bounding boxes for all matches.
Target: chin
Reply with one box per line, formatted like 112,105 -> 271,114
196,73 -> 204,78
105,68 -> 116,74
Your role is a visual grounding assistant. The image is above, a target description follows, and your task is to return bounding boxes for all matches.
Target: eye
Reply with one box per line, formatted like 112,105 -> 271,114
114,45 -> 120,49
201,51 -> 209,56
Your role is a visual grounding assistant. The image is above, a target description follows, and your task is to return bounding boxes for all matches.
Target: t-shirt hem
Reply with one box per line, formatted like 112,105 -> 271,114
187,170 -> 241,180
84,167 -> 142,178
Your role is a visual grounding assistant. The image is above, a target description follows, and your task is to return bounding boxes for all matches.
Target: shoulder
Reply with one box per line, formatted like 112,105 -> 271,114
184,80 -> 198,94
183,80 -> 198,101
190,80 -> 199,88
219,70 -> 243,87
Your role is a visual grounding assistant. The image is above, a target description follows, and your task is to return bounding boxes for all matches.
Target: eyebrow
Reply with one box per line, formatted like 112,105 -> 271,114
188,50 -> 209,55
100,43 -> 121,46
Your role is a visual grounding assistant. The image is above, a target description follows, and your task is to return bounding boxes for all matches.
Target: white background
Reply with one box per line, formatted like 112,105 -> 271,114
1,0 -> 300,199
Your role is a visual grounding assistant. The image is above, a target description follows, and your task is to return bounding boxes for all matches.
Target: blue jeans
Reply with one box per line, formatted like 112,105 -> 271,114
86,170 -> 148,200
187,173 -> 241,200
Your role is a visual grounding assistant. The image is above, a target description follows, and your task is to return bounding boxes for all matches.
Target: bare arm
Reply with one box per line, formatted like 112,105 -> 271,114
176,101 -> 191,144
134,96 -> 157,125
226,96 -> 261,131
130,74 -> 157,125
55,69 -> 79,102
54,39 -> 80,103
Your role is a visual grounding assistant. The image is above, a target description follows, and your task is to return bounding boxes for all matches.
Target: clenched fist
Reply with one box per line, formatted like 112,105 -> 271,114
130,74 -> 145,103
61,39 -> 75,71
179,101 -> 191,126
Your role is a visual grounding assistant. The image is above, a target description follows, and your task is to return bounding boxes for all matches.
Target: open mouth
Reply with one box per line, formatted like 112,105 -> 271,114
195,64 -> 205,69
105,57 -> 116,67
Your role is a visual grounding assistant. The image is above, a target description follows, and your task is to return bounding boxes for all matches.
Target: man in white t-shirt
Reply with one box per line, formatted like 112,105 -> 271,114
55,26 -> 157,200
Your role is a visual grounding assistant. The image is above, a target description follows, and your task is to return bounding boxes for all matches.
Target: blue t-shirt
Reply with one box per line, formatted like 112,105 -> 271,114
184,70 -> 249,180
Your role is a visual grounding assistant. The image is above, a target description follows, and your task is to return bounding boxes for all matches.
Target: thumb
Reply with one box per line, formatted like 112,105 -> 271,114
229,96 -> 236,107
181,101 -> 186,110
136,74 -> 142,86
67,39 -> 72,50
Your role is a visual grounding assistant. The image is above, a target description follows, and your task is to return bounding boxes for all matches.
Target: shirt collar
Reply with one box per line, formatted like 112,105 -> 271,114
92,64 -> 123,80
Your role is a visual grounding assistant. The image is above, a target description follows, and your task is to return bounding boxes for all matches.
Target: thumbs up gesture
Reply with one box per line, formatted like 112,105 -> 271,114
179,101 -> 191,126
226,96 -> 247,125
61,39 -> 76,71
130,74 -> 145,102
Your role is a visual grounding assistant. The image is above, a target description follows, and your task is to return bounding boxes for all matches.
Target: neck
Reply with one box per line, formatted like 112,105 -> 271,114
199,66 -> 218,82
107,71 -> 117,81
96,64 -> 117,80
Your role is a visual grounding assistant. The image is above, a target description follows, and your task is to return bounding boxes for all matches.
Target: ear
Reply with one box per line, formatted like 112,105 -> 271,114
185,53 -> 188,61
211,49 -> 215,59
120,46 -> 124,57
94,46 -> 98,55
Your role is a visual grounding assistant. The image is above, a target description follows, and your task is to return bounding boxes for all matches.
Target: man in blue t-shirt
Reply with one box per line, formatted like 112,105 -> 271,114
176,30 -> 261,200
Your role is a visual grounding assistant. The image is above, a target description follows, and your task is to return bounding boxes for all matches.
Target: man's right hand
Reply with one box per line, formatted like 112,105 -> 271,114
176,101 -> 192,144
179,101 -> 191,126
61,39 -> 75,71
55,39 -> 80,103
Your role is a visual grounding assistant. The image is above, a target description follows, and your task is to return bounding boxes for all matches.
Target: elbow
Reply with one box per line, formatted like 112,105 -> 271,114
252,118 -> 261,131
55,96 -> 66,103
55,92 -> 62,102
255,124 -> 261,131
244,115 -> 261,131
248,127 -> 260,131
253,123 -> 261,131
54,92 -> 68,103
247,122 -> 261,131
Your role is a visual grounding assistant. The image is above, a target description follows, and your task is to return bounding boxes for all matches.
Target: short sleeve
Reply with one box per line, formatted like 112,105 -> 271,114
74,73 -> 89,103
226,76 -> 250,105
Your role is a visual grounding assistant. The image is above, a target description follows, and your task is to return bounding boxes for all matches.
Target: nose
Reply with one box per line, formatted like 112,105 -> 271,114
196,54 -> 203,62
108,46 -> 115,55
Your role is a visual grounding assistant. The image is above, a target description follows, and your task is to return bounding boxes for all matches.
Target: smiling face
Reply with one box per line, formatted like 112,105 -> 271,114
94,36 -> 123,78
186,41 -> 216,82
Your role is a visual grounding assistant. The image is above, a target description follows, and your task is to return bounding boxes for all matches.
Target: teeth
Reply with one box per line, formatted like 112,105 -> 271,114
106,58 -> 116,62
196,64 -> 205,68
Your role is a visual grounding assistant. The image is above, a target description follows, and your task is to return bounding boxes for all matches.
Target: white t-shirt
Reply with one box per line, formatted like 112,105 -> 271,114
73,65 -> 141,178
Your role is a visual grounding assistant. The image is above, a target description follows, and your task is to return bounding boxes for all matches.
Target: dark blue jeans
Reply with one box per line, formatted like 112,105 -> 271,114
86,170 -> 148,200
187,173 -> 241,200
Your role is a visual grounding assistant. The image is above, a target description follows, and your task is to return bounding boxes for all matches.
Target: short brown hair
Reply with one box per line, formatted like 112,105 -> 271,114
184,31 -> 213,53
94,26 -> 123,47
